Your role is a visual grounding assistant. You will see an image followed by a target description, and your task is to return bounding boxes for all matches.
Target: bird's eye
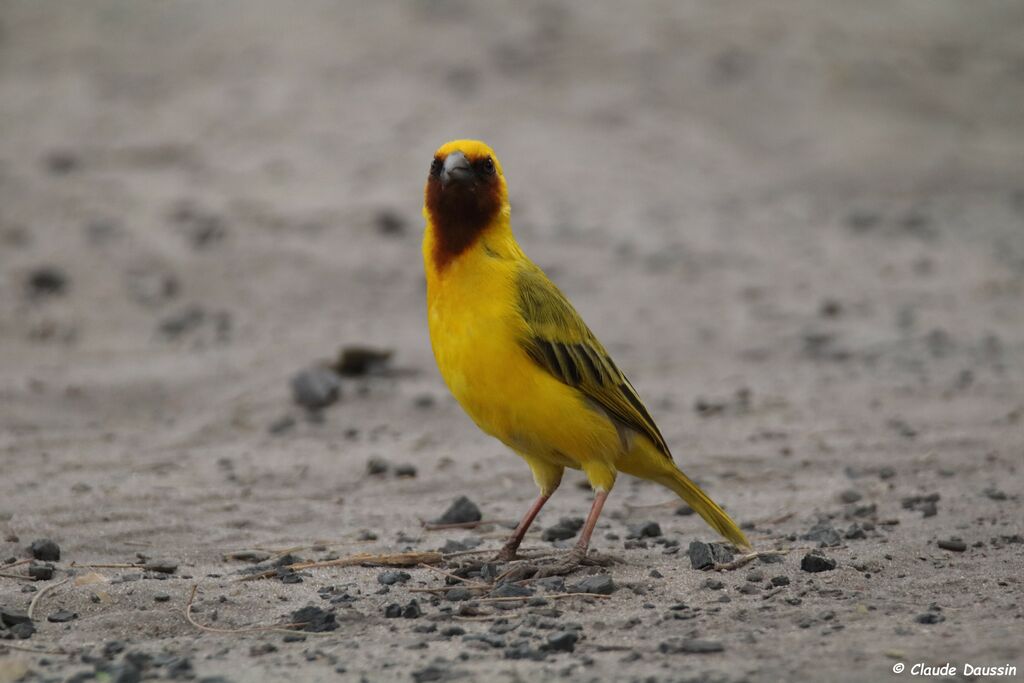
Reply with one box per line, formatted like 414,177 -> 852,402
480,157 -> 495,175
430,157 -> 443,177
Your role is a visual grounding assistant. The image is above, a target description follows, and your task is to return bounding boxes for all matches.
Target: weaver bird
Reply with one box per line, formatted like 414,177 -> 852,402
423,139 -> 751,573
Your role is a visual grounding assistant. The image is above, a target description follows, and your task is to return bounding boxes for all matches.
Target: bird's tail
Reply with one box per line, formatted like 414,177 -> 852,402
660,468 -> 752,551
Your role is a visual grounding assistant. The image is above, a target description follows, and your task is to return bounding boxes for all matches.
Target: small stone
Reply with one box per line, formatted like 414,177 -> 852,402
377,570 -> 411,586
366,457 -> 390,476
28,563 -> 55,581
745,570 -> 763,583
25,268 -> 68,298
490,583 -> 533,599
47,610 -> 77,623
394,464 -> 417,478
675,505 -> 695,516
9,622 -> 35,639
445,587 -> 474,602
545,631 -> 579,652
569,575 -> 615,595
29,539 -> 61,562
737,583 -> 760,595
802,521 -> 842,547
375,209 -> 407,236
703,578 -> 724,590
770,576 -> 790,587
838,489 -> 862,504
542,517 -> 583,542
627,521 -> 662,539
915,613 -> 945,624
434,496 -> 481,525
154,594 -> 171,603
937,538 -> 967,552
983,488 -> 1008,501
878,466 -> 896,480
143,560 -> 178,574
383,603 -> 403,618
845,524 -> 867,540
800,553 -> 837,573
334,346 -> 393,377
402,600 -> 422,619
658,638 -> 725,654
290,366 -> 342,411
268,415 -> 296,435
249,643 -> 277,656
0,607 -> 32,627
649,569 -> 663,579
413,665 -> 452,683
289,606 -> 337,632
688,541 -> 733,570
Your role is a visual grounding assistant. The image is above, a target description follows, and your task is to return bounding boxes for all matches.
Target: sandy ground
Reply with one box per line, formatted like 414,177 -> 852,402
1,2 -> 1023,682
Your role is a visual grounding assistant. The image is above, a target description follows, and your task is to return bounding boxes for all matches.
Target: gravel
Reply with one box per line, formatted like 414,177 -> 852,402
290,366 -> 342,411
434,496 -> 482,525
800,552 -> 838,573
29,538 -> 61,562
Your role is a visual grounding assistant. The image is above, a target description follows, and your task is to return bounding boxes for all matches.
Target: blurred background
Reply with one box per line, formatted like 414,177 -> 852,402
2,1 -> 1024,679
0,2 -> 1022,677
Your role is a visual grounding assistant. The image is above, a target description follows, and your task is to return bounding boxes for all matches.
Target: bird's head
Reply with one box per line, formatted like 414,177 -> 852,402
423,140 -> 509,266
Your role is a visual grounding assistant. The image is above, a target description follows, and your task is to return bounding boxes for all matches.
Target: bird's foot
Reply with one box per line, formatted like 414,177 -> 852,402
534,549 -> 585,578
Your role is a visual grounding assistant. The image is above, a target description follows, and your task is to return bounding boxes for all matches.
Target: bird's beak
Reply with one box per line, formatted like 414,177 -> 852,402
441,151 -> 473,188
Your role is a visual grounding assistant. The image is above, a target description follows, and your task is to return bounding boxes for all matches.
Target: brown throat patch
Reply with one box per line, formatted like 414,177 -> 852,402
425,173 -> 503,270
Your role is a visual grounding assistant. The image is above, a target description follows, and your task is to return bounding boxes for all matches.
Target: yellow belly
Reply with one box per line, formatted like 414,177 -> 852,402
426,248 -> 623,478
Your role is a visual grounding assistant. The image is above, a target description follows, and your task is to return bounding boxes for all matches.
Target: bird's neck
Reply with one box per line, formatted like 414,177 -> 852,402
424,203 -> 514,273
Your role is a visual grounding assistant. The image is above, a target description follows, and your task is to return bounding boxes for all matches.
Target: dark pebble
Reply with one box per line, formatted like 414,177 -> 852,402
937,539 -> 967,552
289,606 -> 337,632
434,496 -> 481,525
268,415 -> 296,435
802,521 -> 842,547
675,505 -> 695,516
915,613 -> 945,624
9,622 -> 35,639
737,583 -> 760,595
983,488 -> 1008,501
413,665 -> 452,683
535,576 -> 565,593
770,576 -> 790,587
658,638 -> 725,654
542,517 -> 583,542
627,521 -> 662,539
0,607 -> 32,626
334,346 -> 393,377
800,552 -> 837,573
383,603 -> 403,618
688,541 -> 733,570
845,524 -> 867,540
144,560 -> 178,574
47,610 -> 77,623
44,150 -> 80,174
394,464 -> 417,478
545,631 -> 579,653
29,539 -> 61,562
490,583 -> 533,599
375,209 -> 407,236
445,587 -> 474,602
154,594 -> 171,603
249,643 -> 277,656
366,456 -> 390,475
569,575 -> 615,595
838,489 -> 862,504
377,570 -> 411,586
402,600 -> 422,619
703,578 -> 724,590
28,563 -> 55,581
290,366 -> 342,411
25,268 -> 68,298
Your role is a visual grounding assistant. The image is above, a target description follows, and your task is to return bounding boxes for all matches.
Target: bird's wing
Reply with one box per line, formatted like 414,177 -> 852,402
515,263 -> 673,459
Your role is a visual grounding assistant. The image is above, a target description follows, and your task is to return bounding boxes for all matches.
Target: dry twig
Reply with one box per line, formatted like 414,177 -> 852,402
27,577 -> 71,620
238,551 -> 443,582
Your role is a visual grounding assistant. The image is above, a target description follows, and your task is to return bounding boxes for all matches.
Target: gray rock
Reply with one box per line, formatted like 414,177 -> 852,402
658,638 -> 725,654
800,552 -> 837,573
802,521 -> 842,547
290,366 -> 342,410
569,575 -> 615,595
545,631 -> 579,652
434,496 -> 481,525
688,541 -> 734,569
29,538 -> 60,562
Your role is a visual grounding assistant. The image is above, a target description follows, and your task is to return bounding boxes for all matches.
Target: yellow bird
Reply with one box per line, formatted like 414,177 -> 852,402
422,139 -> 751,573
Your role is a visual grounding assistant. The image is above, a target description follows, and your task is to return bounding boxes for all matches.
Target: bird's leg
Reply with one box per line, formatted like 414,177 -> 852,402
536,490 -> 609,577
493,492 -> 551,562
